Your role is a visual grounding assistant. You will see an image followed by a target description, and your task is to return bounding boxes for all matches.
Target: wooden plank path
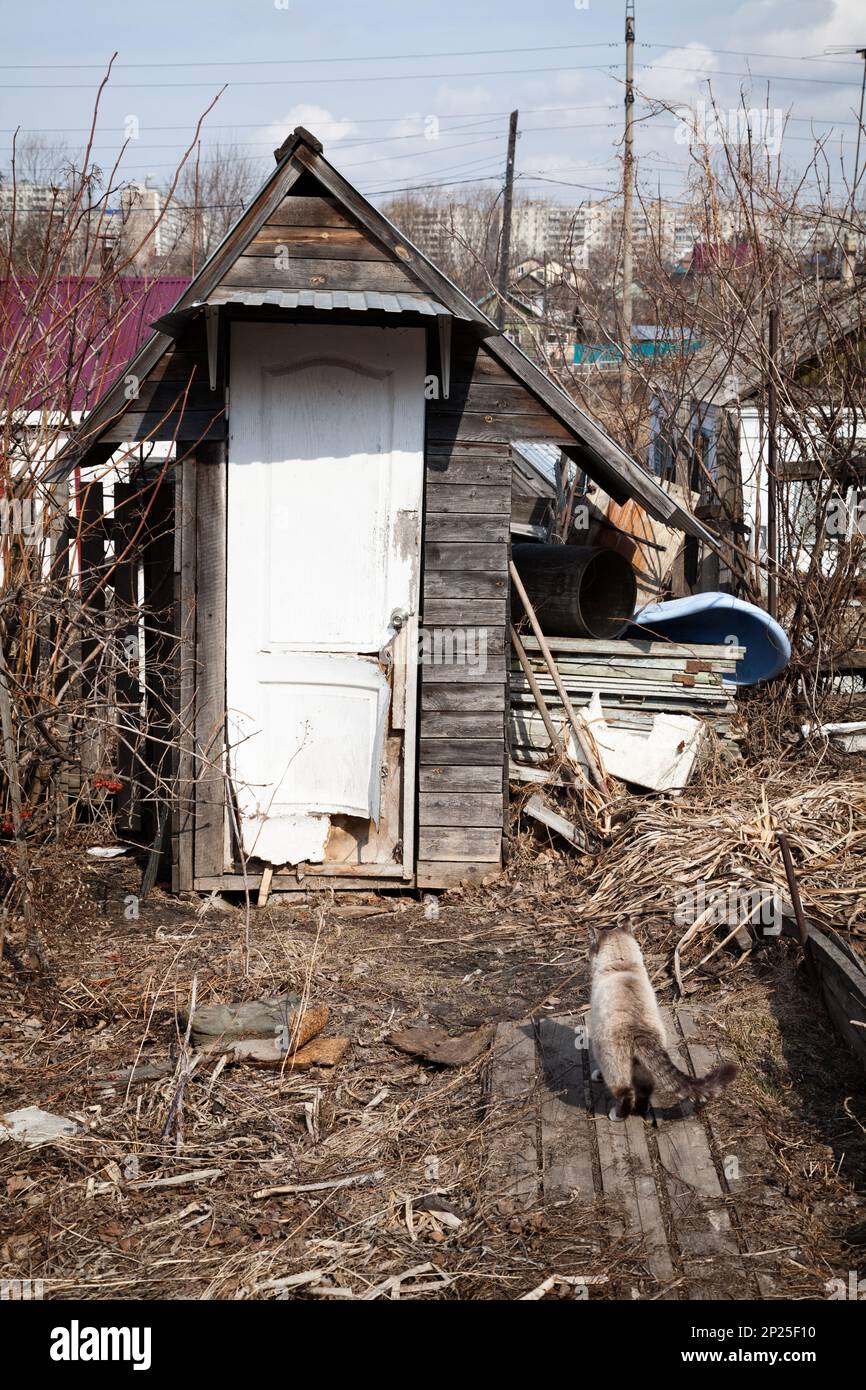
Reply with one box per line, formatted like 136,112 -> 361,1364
486,1007 -> 775,1300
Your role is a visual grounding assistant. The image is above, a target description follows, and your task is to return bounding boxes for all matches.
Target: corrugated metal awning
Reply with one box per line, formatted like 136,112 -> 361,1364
209,288 -> 452,315
152,290 -> 451,335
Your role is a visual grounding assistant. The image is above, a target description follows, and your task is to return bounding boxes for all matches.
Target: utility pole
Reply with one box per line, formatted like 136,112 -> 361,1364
766,304 -> 779,620
826,44 -> 866,211
621,2 -> 636,395
854,48 -> 866,208
496,109 -> 519,330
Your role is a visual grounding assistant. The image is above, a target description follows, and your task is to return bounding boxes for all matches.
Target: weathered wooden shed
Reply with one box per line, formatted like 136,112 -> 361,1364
55,127 -> 711,894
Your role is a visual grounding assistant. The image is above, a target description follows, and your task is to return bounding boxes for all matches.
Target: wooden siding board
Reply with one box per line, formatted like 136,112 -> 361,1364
420,660 -> 506,684
422,598 -> 507,624
265,194 -> 356,228
418,334 -> 513,883
247,224 -> 392,262
101,409 -> 226,444
420,738 -> 503,766
425,456 -> 510,486
418,827 -> 502,861
424,514 -> 510,543
419,711 -> 504,739
418,793 -> 503,827
425,484 -> 510,514
425,542 -> 507,573
419,765 -> 503,793
427,412 -> 573,445
423,571 -> 507,600
175,459 -> 196,891
220,254 -> 423,294
194,446 -> 228,879
420,684 -> 507,712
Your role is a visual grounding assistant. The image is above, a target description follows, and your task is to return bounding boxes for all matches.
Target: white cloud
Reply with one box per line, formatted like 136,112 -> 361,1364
260,104 -> 359,152
637,43 -> 717,104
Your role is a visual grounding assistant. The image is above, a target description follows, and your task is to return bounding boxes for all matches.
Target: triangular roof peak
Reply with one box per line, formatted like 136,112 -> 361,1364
49,128 -> 714,541
273,126 -> 324,162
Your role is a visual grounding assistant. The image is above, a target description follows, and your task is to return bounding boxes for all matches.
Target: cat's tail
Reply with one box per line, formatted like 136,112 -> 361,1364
633,1034 -> 737,1104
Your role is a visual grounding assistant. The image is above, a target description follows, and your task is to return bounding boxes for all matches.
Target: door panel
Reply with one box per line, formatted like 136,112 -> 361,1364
226,323 -> 425,869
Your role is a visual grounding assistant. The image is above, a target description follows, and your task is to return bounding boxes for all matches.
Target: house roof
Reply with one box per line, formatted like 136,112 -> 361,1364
0,276 -> 191,413
512,440 -> 563,490
49,127 -> 715,544
683,274 -> 866,408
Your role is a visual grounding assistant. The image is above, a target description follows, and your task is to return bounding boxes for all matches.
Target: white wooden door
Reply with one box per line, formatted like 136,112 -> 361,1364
226,323 -> 425,868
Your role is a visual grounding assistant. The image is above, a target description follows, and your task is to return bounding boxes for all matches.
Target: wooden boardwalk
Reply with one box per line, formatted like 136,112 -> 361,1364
486,1007 -> 780,1300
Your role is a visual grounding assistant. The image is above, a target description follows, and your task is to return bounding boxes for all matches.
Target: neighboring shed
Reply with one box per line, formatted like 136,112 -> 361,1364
510,441 -> 565,539
648,275 -> 866,596
51,126 -> 713,894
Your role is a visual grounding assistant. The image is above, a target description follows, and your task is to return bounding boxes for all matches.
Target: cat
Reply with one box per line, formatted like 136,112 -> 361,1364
589,924 -> 737,1121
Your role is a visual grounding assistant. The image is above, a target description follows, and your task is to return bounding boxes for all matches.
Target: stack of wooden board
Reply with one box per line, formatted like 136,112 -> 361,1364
510,634 -> 743,764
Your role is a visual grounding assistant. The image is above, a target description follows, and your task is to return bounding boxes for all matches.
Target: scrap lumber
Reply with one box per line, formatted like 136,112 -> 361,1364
390,1023 -> 495,1066
509,560 -> 609,794
510,634 -> 742,772
524,793 -> 587,851
486,1021 -> 540,1209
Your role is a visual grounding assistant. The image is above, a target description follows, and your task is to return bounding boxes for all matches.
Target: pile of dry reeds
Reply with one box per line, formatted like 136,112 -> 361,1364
563,764 -> 866,978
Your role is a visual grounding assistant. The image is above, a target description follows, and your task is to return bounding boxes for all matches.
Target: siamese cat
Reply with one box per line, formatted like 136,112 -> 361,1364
589,924 -> 737,1121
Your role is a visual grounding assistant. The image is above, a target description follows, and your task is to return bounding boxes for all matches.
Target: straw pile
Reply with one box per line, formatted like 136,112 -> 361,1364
564,766 -> 866,965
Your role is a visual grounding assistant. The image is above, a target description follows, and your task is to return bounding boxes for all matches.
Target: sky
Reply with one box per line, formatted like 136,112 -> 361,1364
2,0 -> 866,210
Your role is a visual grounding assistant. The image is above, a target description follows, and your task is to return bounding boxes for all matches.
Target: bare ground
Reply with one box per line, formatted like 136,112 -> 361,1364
1,829 -> 865,1301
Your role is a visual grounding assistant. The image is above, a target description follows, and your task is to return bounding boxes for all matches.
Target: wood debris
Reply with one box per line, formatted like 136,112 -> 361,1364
389,1023 -> 496,1067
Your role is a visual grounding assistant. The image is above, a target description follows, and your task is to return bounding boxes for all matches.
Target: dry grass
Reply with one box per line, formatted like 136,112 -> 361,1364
1,748 -> 865,1301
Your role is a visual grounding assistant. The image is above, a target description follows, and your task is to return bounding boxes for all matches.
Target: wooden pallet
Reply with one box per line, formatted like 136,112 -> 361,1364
485,1007 -> 777,1300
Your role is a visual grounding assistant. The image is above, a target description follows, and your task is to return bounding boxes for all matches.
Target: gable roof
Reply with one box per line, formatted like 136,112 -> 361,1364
49,127 -> 715,544
684,274 -> 866,409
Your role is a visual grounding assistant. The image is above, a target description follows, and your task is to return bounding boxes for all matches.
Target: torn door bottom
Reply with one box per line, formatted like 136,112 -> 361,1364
243,812 -> 332,866
229,653 -> 392,867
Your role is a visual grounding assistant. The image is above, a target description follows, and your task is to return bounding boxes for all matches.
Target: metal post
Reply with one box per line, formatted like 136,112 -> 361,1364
767,305 -> 779,619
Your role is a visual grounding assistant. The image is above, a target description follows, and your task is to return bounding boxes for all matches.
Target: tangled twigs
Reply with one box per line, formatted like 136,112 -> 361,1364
0,633 -> 46,967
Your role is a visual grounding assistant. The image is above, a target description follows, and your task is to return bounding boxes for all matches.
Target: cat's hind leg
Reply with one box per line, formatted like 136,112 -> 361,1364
632,1057 -> 655,1122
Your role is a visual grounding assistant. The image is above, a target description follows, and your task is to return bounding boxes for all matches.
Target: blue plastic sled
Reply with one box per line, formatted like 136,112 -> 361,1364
632,593 -> 791,685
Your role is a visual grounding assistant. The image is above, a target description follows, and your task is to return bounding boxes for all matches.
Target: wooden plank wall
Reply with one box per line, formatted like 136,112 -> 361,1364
219,193 -> 427,298
417,326 -> 573,887
101,329 -> 226,445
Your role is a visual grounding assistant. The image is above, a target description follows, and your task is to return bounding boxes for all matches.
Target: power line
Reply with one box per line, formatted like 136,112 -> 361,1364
0,105 -> 618,135
639,61 -> 862,87
1,117 -> 507,160
0,41 -> 620,71
0,61 -> 624,90
362,171 -> 506,197
642,42 -> 861,67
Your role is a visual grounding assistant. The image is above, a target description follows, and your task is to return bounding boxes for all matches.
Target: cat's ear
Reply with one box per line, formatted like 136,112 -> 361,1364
586,924 -> 599,953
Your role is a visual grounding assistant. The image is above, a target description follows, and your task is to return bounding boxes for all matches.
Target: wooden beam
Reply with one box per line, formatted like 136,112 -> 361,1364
174,458 -> 197,892
194,443 -> 228,879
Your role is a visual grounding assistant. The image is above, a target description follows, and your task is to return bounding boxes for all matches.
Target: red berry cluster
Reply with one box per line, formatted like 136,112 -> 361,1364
94,776 -> 124,793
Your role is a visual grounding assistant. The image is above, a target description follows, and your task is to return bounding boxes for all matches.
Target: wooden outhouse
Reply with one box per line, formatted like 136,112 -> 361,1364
55,127 -> 710,894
